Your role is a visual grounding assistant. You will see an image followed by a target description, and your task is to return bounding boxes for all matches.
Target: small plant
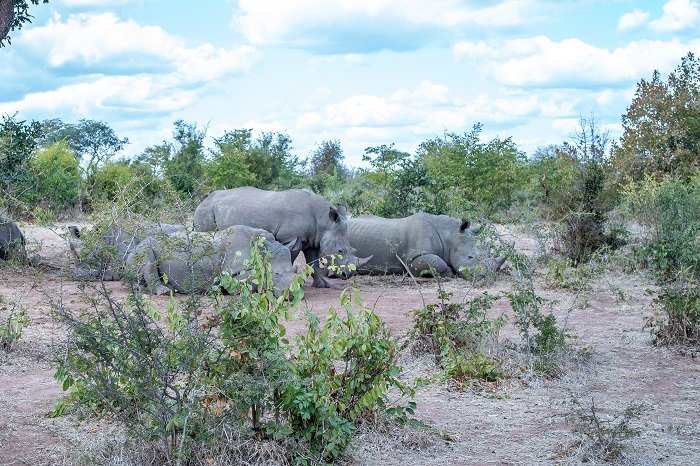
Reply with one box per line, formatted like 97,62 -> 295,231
565,393 -> 647,462
407,285 -> 507,387
0,296 -> 30,353
644,276 -> 700,346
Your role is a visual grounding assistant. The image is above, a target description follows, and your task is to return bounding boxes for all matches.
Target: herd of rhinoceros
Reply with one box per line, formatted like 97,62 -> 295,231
1,187 -> 508,296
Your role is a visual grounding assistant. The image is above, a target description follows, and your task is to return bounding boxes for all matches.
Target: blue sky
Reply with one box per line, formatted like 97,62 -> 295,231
2,0 -> 699,167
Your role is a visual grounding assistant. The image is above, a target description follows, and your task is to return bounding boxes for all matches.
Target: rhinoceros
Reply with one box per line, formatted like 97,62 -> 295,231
193,187 -> 371,288
125,225 -> 301,297
68,222 -> 184,280
0,215 -> 26,262
347,213 -> 507,279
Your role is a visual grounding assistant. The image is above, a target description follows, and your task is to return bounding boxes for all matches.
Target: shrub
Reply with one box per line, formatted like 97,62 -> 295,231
565,393 -> 646,462
54,234 -> 413,464
645,278 -> 700,346
27,141 -> 81,215
0,294 -> 30,354
407,286 -> 507,387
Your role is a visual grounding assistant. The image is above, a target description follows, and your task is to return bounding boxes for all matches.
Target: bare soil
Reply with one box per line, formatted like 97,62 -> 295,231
0,223 -> 698,465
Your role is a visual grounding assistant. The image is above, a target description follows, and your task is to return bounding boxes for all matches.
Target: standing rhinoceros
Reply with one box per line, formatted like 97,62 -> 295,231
125,225 -> 302,297
193,187 -> 371,288
0,215 -> 26,262
347,213 -> 507,279
68,222 -> 184,280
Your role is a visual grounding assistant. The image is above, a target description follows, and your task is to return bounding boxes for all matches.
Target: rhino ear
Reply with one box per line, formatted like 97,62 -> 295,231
336,205 -> 348,217
329,207 -> 339,223
284,236 -> 303,258
459,219 -> 470,232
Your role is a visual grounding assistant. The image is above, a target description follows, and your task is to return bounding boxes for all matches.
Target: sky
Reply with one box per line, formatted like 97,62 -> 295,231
1,0 -> 699,168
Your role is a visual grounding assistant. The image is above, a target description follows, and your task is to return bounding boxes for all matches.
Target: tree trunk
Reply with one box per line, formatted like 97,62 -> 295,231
0,0 -> 14,42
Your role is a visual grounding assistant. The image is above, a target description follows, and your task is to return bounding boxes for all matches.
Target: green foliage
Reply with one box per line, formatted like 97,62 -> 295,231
163,120 -> 207,196
645,278 -> 700,346
284,288 -> 413,463
416,124 -> 529,217
207,128 -> 302,191
90,160 -> 170,211
0,113 -> 41,216
307,139 -> 348,195
26,141 -> 81,214
613,52 -> 700,182
0,0 -> 49,47
565,393 -> 646,462
0,295 -> 30,354
55,232 -> 412,463
407,287 -> 507,387
508,250 -> 572,375
624,177 -> 700,283
204,132 -> 256,189
39,118 -> 129,186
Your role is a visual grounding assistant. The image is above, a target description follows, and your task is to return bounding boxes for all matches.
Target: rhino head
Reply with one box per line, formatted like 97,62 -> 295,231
449,220 -> 507,280
319,205 -> 372,280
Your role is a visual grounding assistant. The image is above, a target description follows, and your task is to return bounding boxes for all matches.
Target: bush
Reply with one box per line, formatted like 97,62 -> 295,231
0,294 -> 30,354
645,278 -> 700,346
407,286 -> 507,387
54,235 -> 413,464
26,141 -> 81,215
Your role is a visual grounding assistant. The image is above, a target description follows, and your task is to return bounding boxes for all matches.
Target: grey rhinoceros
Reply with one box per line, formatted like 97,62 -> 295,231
68,222 -> 184,280
0,215 -> 26,261
347,213 -> 507,279
125,225 -> 301,297
193,187 -> 371,288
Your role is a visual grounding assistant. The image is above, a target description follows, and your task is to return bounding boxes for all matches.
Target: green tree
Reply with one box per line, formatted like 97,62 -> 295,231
39,118 -> 129,185
204,131 -> 256,189
0,0 -> 49,46
163,120 -> 207,196
0,113 -> 41,216
28,141 -> 81,212
613,52 -> 700,182
307,140 -> 348,195
416,124 -> 528,217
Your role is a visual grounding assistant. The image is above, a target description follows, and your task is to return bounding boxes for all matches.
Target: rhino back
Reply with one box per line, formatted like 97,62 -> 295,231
194,187 -> 331,247
0,216 -> 25,260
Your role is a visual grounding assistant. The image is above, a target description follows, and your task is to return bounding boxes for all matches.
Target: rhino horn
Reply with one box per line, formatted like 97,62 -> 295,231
493,255 -> 507,271
356,255 -> 373,267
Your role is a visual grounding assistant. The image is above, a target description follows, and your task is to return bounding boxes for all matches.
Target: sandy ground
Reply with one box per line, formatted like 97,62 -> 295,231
0,223 -> 698,465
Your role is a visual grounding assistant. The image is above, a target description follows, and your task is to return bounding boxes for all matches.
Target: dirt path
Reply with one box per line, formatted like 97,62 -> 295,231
0,224 -> 698,465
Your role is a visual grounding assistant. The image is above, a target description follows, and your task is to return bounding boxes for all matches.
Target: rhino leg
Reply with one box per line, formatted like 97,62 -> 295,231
127,241 -> 171,295
410,254 -> 453,278
305,247 -> 332,288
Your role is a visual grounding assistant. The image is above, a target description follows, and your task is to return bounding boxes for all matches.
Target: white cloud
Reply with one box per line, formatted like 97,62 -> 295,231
236,0 -> 541,51
59,0 -> 137,6
617,9 -> 649,31
649,0 -> 700,32
22,13 -> 258,78
454,36 -> 700,87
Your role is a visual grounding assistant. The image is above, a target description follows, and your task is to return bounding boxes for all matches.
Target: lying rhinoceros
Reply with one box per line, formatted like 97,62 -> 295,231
193,187 -> 371,288
347,213 -> 507,279
125,225 -> 302,297
68,222 -> 184,280
0,215 -> 26,262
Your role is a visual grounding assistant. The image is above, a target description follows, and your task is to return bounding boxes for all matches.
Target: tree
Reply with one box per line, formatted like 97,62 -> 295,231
207,128 -> 302,190
307,140 -> 348,194
416,124 -> 528,216
613,52 -> 700,181
163,120 -> 207,196
0,0 -> 49,46
205,131 -> 256,189
28,141 -> 81,212
0,113 -> 41,216
39,118 -> 129,184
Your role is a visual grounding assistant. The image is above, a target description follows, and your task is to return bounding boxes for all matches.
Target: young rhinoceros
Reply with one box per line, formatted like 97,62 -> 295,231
68,222 -> 184,280
347,213 -> 507,279
125,225 -> 302,297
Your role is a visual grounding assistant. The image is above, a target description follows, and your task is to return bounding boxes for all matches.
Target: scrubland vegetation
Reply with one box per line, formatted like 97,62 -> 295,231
1,53 -> 699,464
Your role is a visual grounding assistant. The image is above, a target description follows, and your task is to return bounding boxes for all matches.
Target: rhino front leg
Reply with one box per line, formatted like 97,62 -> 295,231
409,254 -> 454,278
305,247 -> 332,288
126,242 -> 171,295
